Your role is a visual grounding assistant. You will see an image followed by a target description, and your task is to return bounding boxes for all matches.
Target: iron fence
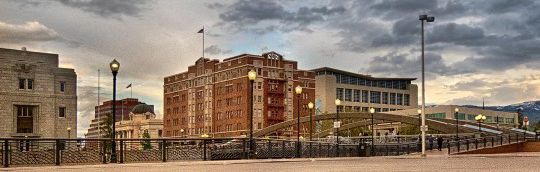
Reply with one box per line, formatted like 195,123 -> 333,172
1,137 -> 420,167
447,133 -> 526,154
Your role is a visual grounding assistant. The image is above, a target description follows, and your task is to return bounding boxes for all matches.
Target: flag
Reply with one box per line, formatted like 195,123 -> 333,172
126,83 -> 132,88
197,28 -> 204,33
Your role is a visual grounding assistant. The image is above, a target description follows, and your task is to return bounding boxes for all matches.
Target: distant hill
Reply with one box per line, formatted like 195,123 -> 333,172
463,101 -> 540,123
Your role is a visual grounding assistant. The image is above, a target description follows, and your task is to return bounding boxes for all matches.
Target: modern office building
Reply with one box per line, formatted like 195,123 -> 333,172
163,52 -> 315,138
312,67 -> 418,114
0,47 -> 77,138
386,105 -> 519,127
85,98 -> 148,139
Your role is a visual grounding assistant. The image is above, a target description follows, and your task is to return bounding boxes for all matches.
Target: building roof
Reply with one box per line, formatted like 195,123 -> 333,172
311,67 -> 416,81
131,104 -> 154,114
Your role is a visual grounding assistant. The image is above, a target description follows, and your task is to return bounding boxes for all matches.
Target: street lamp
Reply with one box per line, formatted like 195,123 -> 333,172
308,102 -> 314,141
109,59 -> 120,163
248,69 -> 256,158
419,14 -> 434,157
369,107 -> 375,155
294,85 -> 303,158
455,107 -> 459,140
475,114 -> 487,132
334,98 -> 341,156
67,127 -> 72,139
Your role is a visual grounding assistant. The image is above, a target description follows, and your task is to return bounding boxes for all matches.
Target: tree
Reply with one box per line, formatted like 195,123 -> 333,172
141,131 -> 152,150
99,113 -> 113,152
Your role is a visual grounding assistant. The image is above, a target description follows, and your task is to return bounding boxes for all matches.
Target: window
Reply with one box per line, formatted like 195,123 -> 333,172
382,92 -> 388,104
505,118 -> 514,124
27,79 -> 33,90
344,89 -> 352,101
336,88 -> 344,101
361,90 -> 369,103
19,79 -> 25,89
353,90 -> 361,102
467,114 -> 475,121
396,94 -> 403,105
60,82 -> 65,92
427,113 -> 446,119
404,94 -> 410,106
370,91 -> 381,104
336,106 -> 343,112
17,106 -> 34,117
389,93 -> 396,105
456,113 -> 466,120
59,107 -> 66,118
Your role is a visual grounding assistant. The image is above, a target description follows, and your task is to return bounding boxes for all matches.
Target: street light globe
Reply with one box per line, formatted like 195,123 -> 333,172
481,115 -> 486,120
369,107 -> 375,114
67,127 -> 71,131
248,70 -> 257,81
201,134 -> 209,138
109,59 -> 120,72
417,109 -> 422,114
308,102 -> 314,109
455,107 -> 459,112
295,85 -> 303,95
335,99 -> 341,106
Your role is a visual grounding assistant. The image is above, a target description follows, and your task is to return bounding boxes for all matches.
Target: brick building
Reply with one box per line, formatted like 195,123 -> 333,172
85,98 -> 148,139
163,52 -> 315,138
0,47 -> 77,138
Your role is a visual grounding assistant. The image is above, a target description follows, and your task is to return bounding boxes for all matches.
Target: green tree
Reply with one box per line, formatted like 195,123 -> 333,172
141,131 -> 152,150
99,113 -> 113,152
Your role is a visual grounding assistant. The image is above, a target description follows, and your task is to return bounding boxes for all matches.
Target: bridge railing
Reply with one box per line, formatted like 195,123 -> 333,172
446,133 -> 526,154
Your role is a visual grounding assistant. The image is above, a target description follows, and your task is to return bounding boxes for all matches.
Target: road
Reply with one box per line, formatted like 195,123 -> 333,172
5,152 -> 540,172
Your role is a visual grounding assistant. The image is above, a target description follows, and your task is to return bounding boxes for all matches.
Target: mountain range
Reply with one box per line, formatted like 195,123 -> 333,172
464,101 -> 540,124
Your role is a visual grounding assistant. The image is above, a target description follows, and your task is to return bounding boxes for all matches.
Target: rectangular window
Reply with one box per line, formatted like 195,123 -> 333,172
59,107 -> 66,118
353,90 -> 361,102
60,82 -> 65,92
336,106 -> 343,112
486,116 -> 493,123
427,113 -> 446,119
505,118 -> 514,124
361,90 -> 368,103
344,89 -> 352,101
389,93 -> 396,105
27,79 -> 33,90
370,91 -> 381,104
362,107 -> 368,112
396,94 -> 403,105
456,113 -> 466,120
354,106 -> 361,112
19,79 -> 25,89
336,88 -> 344,101
467,114 -> 475,121
382,92 -> 388,104
404,94 -> 410,106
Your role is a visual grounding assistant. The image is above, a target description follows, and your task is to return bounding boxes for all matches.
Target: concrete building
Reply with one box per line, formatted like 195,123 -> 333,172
312,67 -> 418,114
386,105 -> 519,127
116,104 -> 163,149
163,52 -> 315,138
85,98 -> 147,139
0,47 -> 77,138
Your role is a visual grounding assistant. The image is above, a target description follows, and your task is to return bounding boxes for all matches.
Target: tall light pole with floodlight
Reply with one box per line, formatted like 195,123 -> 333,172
369,107 -> 375,155
334,99 -> 341,156
295,85 -> 303,158
109,59 -> 120,163
419,14 -> 434,157
308,102 -> 314,141
455,107 -> 459,139
248,69 -> 257,158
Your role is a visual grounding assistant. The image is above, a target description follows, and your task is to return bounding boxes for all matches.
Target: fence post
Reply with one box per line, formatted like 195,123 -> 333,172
407,144 -> 410,154
119,140 -> 124,163
203,139 -> 207,161
102,140 -> 107,164
500,135 -> 503,145
162,139 -> 167,162
483,138 -> 486,148
475,139 -> 478,149
242,139 -> 247,159
3,140 -> 9,168
491,137 -> 495,147
310,142 -> 313,158
397,144 -> 401,155
268,140 -> 272,158
318,142 -> 322,157
466,140 -> 469,151
385,145 -> 389,156
55,139 -> 61,166
447,141 -> 450,154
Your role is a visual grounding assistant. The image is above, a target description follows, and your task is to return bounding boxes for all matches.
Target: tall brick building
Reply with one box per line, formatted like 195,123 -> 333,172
0,47 -> 77,138
163,52 -> 315,137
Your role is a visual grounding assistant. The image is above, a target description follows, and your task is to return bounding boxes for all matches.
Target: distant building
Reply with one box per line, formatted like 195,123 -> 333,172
386,105 -> 519,127
116,104 -> 163,149
312,67 -> 418,114
0,47 -> 77,138
85,98 -> 148,139
163,52 -> 315,137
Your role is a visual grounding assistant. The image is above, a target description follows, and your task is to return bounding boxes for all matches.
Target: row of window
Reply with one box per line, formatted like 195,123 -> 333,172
336,88 -> 411,106
315,71 -> 411,90
427,112 -> 516,124
336,106 -> 403,113
18,78 -> 66,92
16,105 -> 67,118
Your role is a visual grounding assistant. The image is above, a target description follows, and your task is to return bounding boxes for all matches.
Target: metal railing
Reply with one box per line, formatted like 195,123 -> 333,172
446,133 -> 526,154
0,137 -> 421,167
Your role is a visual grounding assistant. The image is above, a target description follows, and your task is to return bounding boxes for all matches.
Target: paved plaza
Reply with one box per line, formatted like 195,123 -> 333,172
4,152 -> 540,172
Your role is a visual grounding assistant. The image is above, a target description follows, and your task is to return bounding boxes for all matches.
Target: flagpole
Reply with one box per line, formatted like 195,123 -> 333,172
202,26 -> 205,58
97,69 -> 101,139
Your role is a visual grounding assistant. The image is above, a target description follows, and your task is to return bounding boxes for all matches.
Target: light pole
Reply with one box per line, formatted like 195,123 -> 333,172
308,102 -> 314,141
109,59 -> 120,163
496,115 -> 500,131
334,99 -> 341,156
248,70 -> 257,158
417,109 -> 421,141
475,114 -> 486,132
67,127 -> 71,139
419,14 -> 434,157
455,107 -> 459,140
295,85 -> 303,158
369,107 -> 375,155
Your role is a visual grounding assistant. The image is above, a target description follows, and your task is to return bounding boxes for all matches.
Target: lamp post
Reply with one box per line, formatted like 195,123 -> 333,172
370,107 -> 375,155
417,109 -> 421,141
247,70 -> 257,158
455,107 -> 459,140
419,14 -> 434,157
308,102 -> 314,141
475,114 -> 486,132
294,85 -> 303,158
334,99 -> 341,156
67,127 -> 71,139
109,59 -> 120,163
496,115 -> 500,131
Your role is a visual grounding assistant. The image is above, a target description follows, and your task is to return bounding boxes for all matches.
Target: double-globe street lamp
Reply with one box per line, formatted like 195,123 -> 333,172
475,114 -> 487,132
419,14 -> 435,157
109,59 -> 120,163
334,99 -> 341,156
295,85 -> 303,158
248,70 -> 257,158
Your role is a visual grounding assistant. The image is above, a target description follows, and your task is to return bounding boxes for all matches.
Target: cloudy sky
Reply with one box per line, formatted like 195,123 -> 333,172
1,0 -> 539,136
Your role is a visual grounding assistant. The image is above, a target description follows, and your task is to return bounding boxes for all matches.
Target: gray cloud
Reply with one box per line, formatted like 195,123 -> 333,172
204,45 -> 232,55
56,0 -> 149,18
363,52 -> 452,79
0,21 -> 60,43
